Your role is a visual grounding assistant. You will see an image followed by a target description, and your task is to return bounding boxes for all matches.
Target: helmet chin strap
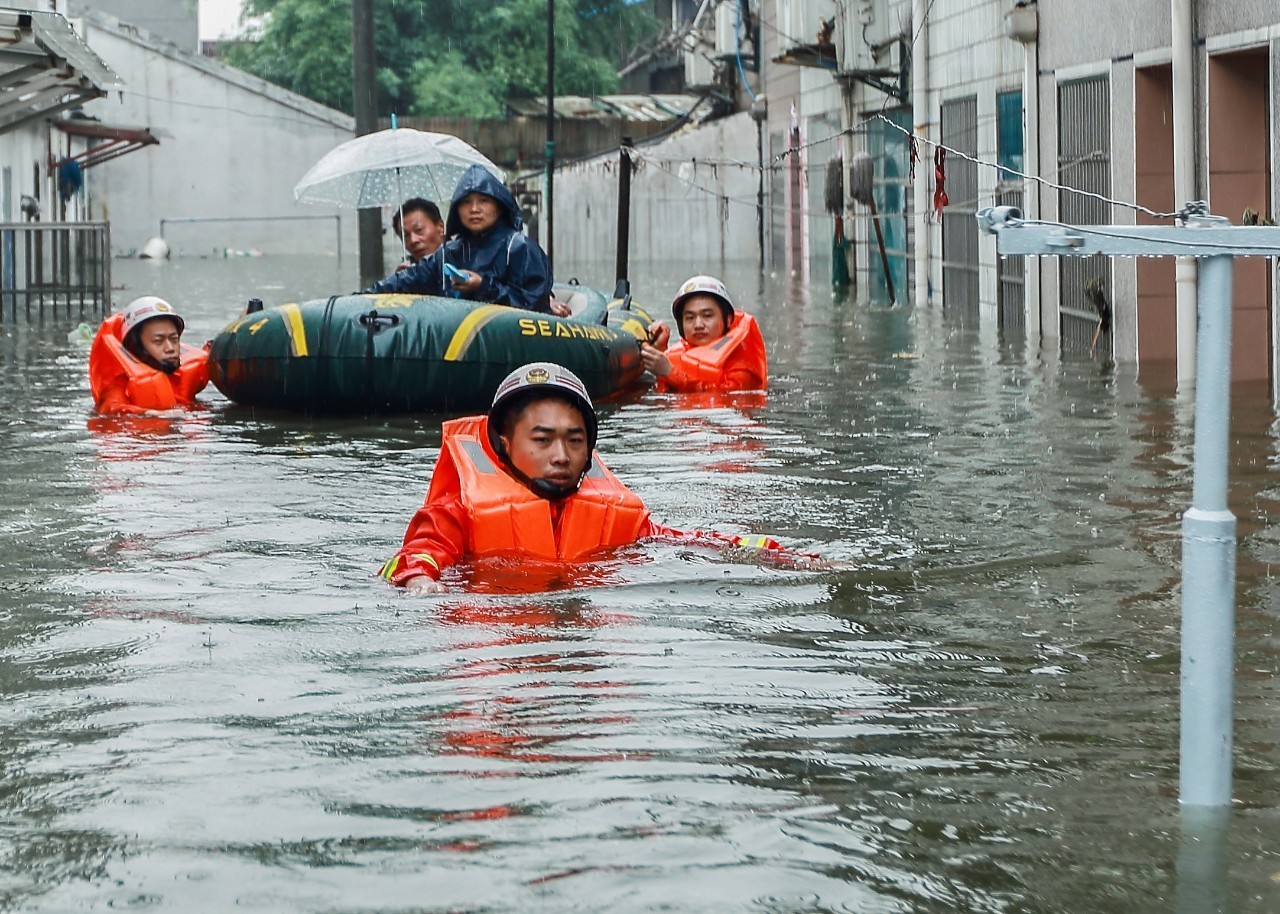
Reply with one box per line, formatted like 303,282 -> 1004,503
529,476 -> 580,500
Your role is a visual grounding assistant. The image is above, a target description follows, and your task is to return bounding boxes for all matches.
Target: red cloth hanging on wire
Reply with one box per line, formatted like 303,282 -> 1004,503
933,147 -> 948,222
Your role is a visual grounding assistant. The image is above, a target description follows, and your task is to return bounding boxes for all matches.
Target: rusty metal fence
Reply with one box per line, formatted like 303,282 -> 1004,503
0,222 -> 111,320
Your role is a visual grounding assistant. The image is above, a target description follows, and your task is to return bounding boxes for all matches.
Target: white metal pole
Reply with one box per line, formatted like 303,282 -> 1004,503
976,209 -> 1270,808
912,0 -> 930,307
1021,26 -> 1041,337
1179,253 -> 1236,807
1172,0 -> 1198,383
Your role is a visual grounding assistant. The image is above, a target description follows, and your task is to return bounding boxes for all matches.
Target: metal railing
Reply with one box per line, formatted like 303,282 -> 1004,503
0,221 -> 111,320
158,214 -> 342,259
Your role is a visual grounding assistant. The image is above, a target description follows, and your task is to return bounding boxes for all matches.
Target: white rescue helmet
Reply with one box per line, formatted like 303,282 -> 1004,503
490,361 -> 596,446
488,358 -> 599,455
487,362 -> 598,498
121,296 -> 184,337
671,275 -> 734,332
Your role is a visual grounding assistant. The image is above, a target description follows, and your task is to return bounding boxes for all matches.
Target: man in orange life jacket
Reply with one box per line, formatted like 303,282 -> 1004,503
639,275 -> 767,392
89,296 -> 209,416
379,362 -> 787,594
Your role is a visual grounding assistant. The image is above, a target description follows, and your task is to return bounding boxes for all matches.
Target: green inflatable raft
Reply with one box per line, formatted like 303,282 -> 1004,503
208,284 -> 655,414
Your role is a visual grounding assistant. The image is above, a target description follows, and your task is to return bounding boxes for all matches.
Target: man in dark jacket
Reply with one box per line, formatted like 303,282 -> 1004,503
363,164 -> 554,313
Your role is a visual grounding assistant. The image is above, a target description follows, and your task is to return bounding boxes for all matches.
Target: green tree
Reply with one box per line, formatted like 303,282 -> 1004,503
223,0 -> 660,118
408,52 -> 504,118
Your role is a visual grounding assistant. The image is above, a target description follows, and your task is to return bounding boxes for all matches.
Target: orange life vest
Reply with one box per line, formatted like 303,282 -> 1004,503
89,313 -> 209,412
660,311 -> 767,391
431,416 -> 651,561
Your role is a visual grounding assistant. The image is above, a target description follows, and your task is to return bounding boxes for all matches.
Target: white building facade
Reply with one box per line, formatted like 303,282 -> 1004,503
77,11 -> 356,257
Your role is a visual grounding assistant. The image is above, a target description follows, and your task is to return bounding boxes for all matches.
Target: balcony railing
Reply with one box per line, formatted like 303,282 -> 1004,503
0,221 -> 111,320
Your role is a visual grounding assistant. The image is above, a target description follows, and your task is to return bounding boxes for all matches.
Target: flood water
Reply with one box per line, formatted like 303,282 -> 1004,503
2,254 -> 1278,913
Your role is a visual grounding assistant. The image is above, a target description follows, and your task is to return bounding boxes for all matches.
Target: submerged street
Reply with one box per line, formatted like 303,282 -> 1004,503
1,255 -> 1277,912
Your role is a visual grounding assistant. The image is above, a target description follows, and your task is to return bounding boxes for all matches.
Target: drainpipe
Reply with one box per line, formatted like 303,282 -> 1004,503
912,0 -> 930,306
1008,2 -> 1041,336
1172,0 -> 1198,383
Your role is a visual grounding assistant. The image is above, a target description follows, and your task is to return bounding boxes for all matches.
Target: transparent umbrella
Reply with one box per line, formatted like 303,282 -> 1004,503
293,127 -> 505,209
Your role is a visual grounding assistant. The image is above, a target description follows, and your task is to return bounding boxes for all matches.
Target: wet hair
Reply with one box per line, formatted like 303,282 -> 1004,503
392,198 -> 443,236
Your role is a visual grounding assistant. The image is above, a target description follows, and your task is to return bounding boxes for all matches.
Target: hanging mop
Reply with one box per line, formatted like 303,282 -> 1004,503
825,152 -> 851,291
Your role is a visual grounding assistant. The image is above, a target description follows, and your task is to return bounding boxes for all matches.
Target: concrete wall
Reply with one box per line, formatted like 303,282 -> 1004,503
67,0 -> 198,52
0,131 -> 53,224
76,12 -> 357,258
1037,1 -> 1169,71
551,112 -> 761,269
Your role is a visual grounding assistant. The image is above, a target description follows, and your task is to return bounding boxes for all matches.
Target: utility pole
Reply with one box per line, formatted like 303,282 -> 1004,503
1172,0 -> 1198,383
977,203 -> 1280,809
545,0 -> 555,270
749,95 -> 767,270
614,137 -> 632,285
351,0 -> 382,288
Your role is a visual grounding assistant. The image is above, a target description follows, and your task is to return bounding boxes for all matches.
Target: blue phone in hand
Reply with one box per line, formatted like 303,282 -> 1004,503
443,263 -> 467,282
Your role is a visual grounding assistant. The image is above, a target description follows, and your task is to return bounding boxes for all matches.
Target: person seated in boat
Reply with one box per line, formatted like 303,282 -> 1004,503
379,361 -> 791,594
363,164 -> 569,316
639,275 -> 768,392
391,197 -> 445,269
89,296 -> 209,416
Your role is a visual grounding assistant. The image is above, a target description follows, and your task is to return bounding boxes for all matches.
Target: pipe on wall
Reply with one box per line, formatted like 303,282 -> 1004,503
1172,0 -> 1198,383
1019,5 -> 1042,337
912,0 -> 930,306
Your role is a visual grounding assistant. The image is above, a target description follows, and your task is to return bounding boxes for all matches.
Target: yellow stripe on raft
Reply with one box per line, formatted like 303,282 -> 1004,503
619,318 -> 647,340
281,303 -> 309,357
444,305 -> 508,361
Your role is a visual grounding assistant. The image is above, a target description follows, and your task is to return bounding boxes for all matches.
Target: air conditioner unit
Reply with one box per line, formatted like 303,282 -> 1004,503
684,35 -> 717,88
713,1 -> 737,56
777,0 -> 832,56
837,0 -> 894,74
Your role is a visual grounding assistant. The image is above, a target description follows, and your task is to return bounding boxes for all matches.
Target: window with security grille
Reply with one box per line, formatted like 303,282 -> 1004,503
997,90 -> 1025,336
1057,75 -> 1112,357
940,96 -> 978,318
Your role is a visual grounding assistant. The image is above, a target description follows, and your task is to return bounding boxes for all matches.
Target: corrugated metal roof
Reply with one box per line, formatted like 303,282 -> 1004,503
508,94 -> 705,122
53,116 -> 160,170
0,9 -> 123,134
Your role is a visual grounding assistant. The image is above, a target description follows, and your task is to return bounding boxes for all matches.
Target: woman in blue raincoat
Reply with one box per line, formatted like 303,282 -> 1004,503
363,164 -> 555,313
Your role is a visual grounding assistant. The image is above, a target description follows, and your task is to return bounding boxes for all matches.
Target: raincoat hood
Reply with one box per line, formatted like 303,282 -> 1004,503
445,165 -> 523,237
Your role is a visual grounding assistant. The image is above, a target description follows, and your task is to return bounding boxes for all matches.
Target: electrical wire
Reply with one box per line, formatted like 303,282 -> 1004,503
1010,219 -> 1280,254
767,112 -> 1184,221
871,114 -> 1184,220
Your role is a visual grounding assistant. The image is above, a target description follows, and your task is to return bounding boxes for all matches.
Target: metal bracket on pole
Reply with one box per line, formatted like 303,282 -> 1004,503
975,205 -> 1280,808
